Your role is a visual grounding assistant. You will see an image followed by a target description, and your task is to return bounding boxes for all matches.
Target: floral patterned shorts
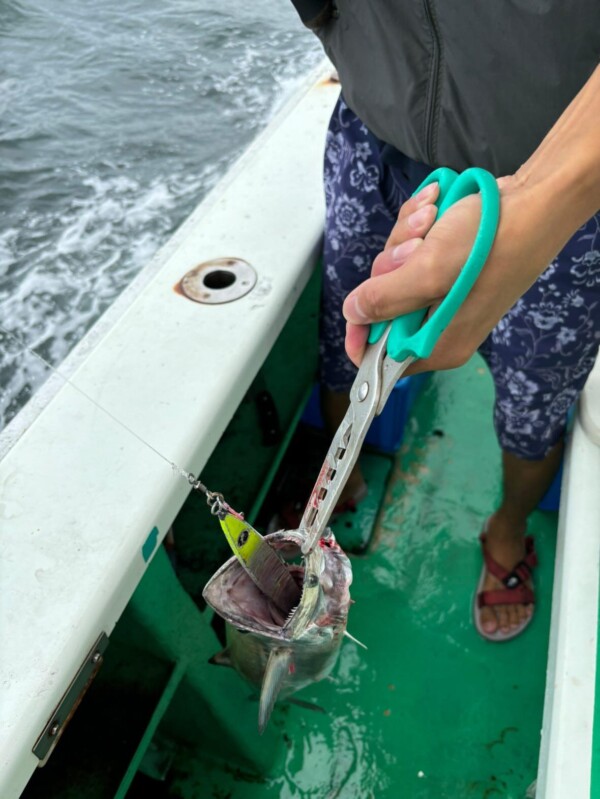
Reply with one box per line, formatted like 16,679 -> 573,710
321,97 -> 600,459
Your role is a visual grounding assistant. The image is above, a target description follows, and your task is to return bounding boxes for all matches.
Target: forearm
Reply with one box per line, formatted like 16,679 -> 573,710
514,64 -> 600,259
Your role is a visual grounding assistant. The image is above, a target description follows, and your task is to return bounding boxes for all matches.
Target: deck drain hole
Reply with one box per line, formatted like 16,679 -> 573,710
203,270 -> 236,290
179,257 -> 257,304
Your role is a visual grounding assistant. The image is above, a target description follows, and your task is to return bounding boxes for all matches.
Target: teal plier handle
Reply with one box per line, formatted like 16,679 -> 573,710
368,167 -> 500,361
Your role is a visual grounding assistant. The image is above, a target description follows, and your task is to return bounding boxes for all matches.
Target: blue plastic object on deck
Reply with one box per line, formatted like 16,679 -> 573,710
538,462 -> 563,512
302,374 -> 429,455
537,407 -> 574,511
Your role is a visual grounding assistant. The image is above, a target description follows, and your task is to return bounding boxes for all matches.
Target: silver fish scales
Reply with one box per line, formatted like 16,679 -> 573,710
203,529 -> 354,732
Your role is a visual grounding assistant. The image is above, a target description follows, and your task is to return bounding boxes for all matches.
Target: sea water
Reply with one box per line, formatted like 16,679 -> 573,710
0,0 -> 321,429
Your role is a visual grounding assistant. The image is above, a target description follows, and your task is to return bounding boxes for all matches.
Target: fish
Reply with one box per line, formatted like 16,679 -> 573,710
203,528 -> 354,733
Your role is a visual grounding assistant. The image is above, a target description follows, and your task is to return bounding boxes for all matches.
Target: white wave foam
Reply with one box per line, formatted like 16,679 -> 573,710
1,2 -> 322,430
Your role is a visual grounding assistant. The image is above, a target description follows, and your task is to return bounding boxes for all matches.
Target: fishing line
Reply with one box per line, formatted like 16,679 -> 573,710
0,322 -> 224,507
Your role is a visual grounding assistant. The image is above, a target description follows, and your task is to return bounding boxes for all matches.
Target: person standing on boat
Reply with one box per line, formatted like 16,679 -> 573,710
290,1 -> 600,640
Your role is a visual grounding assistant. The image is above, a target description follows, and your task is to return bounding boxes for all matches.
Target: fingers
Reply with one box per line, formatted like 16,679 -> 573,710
343,244 -> 438,368
372,237 -> 424,277
345,321 -> 369,367
343,199 -> 432,365
343,195 -> 486,369
385,182 -> 439,251
345,196 -> 483,325
346,237 -> 425,365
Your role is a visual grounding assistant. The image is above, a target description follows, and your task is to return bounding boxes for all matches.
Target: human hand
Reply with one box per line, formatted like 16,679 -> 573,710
342,174 -> 571,373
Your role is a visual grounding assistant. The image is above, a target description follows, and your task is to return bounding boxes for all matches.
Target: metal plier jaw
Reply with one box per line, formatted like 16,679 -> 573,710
299,325 -> 414,555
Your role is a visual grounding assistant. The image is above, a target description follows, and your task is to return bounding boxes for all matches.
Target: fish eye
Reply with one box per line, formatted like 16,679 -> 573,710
306,573 -> 318,587
237,529 -> 249,547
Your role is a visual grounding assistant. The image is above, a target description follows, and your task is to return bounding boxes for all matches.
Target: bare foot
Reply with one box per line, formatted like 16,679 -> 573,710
479,513 -> 534,635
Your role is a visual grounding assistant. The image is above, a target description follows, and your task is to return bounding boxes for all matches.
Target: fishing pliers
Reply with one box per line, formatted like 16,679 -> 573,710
299,166 -> 501,555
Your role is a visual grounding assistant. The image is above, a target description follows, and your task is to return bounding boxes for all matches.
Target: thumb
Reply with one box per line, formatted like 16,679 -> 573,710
343,240 -> 443,325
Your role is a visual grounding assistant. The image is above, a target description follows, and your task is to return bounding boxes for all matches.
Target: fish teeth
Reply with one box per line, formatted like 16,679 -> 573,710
284,603 -> 299,626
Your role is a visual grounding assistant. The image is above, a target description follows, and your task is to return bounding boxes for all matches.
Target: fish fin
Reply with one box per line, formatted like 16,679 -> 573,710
209,648 -> 233,668
344,630 -> 368,650
258,648 -> 292,734
286,697 -> 327,715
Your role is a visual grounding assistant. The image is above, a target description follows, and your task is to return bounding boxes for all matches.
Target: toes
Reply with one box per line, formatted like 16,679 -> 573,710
479,602 -> 534,636
509,604 -> 522,628
480,606 -> 498,634
496,605 -> 511,632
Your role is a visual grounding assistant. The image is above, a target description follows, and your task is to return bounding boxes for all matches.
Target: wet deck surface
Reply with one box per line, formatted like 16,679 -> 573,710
170,356 -> 558,798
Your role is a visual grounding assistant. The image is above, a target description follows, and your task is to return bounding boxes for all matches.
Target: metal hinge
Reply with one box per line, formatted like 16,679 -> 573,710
32,632 -> 109,766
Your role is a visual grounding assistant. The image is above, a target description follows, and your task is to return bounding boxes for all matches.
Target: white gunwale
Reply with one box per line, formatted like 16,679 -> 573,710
536,355 -> 600,798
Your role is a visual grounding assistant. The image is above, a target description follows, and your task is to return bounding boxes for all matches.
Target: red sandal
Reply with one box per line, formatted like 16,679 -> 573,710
473,532 -> 538,642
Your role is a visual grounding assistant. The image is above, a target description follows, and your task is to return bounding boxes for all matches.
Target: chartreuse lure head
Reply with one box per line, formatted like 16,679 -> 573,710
219,510 -> 262,566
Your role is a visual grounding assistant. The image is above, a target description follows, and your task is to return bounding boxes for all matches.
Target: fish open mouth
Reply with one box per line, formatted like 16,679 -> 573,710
203,533 -> 306,632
